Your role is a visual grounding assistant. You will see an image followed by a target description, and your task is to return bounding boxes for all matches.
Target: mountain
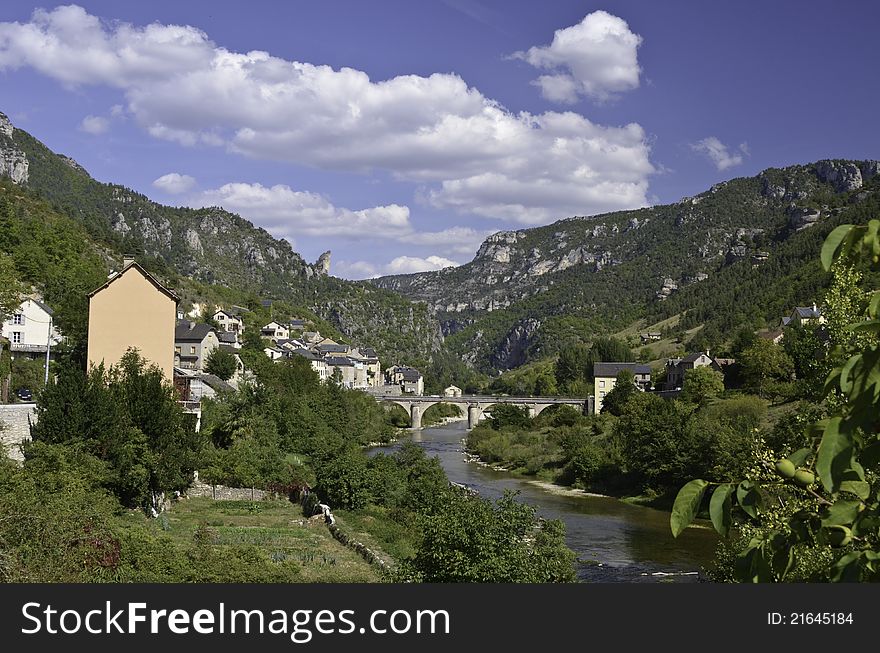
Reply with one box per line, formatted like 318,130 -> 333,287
0,111 -> 441,364
373,159 -> 880,371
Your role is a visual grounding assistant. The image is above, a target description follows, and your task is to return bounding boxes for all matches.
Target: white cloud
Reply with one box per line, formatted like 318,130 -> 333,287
513,11 -> 642,103
189,181 -> 493,256
190,182 -> 412,241
0,5 -> 653,224
78,114 -> 108,134
691,137 -> 748,171
335,255 -> 459,280
152,172 -> 196,194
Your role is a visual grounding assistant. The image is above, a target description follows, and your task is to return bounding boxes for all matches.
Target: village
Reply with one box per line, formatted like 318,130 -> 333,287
0,258 -> 425,413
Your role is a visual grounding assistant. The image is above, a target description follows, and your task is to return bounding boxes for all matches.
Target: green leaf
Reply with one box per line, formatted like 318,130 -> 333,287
821,500 -> 862,527
786,448 -> 813,468
821,225 -> 853,270
829,552 -> 863,582
670,479 -> 708,538
816,417 -> 851,493
736,480 -> 762,520
709,483 -> 735,538
840,480 -> 870,500
869,291 -> 880,320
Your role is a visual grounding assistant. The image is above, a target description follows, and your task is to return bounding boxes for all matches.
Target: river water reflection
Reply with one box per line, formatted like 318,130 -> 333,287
369,420 -> 718,582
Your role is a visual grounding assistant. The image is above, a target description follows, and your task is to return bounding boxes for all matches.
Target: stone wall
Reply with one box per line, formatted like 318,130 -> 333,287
185,476 -> 270,501
0,403 -> 35,462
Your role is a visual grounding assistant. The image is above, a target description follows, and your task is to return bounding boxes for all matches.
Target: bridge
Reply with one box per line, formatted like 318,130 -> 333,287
377,395 -> 591,429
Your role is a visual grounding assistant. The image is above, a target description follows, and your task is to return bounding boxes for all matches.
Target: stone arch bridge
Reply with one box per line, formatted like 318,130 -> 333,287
379,395 -> 591,429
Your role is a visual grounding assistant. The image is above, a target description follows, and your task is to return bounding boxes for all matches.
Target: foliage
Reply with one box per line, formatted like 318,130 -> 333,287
680,366 -> 726,405
671,219 -> 880,582
204,346 -> 237,381
600,369 -> 639,416
407,490 -> 575,583
0,252 -> 23,321
28,350 -> 204,511
488,404 -> 532,430
739,338 -> 795,399
554,337 -> 633,395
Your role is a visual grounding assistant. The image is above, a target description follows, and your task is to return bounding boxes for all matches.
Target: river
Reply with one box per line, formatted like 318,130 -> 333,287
370,420 -> 718,582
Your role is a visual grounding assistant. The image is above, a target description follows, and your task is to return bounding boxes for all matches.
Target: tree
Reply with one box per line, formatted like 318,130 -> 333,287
739,338 -> 794,398
680,366 -> 725,405
29,350 -> 203,512
0,253 -> 23,321
600,369 -> 639,416
205,346 -> 237,381
671,219 -> 880,582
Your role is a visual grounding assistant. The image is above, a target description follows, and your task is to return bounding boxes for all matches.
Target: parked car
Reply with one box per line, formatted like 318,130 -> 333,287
15,388 -> 33,402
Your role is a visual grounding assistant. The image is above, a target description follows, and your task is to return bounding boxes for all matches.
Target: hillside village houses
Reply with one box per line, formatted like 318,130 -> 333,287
212,308 -> 245,334
174,321 -> 220,372
665,351 -> 723,390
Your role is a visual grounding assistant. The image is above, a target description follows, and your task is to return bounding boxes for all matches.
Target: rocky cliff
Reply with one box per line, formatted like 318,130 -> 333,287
373,159 -> 880,371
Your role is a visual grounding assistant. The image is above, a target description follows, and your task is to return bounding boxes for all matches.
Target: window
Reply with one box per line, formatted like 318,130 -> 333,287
599,380 -> 605,388
12,332 -> 22,344
217,314 -> 225,320
599,391 -> 606,398
12,313 -> 23,325
175,346 -> 181,354
190,346 -> 196,354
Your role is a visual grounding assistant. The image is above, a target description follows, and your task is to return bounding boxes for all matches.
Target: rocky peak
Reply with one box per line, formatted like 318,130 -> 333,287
0,112 -> 13,138
315,251 -> 331,276
815,160 -> 864,192
0,112 -> 28,185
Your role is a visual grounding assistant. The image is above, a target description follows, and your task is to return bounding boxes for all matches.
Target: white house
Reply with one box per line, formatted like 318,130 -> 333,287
261,321 -> 290,341
213,309 -> 245,334
1,298 -> 62,361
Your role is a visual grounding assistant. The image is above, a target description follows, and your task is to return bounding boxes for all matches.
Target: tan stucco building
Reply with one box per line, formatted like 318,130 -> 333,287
87,260 -> 179,380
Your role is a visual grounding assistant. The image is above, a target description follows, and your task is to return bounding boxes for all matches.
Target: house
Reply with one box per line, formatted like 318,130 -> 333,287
325,355 -> 368,388
261,321 -> 290,341
174,321 -> 220,372
593,362 -> 652,414
639,332 -> 662,344
350,347 -> 381,387
173,367 -> 234,403
315,342 -> 350,356
386,365 -> 424,396
213,308 -> 245,334
1,298 -> 62,361
665,352 -> 722,390
264,345 -> 285,361
301,331 -> 322,346
217,330 -> 240,349
444,385 -> 462,397
781,304 -> 824,328
289,319 -> 307,331
291,348 -> 330,381
758,329 -> 785,345
87,259 -> 178,380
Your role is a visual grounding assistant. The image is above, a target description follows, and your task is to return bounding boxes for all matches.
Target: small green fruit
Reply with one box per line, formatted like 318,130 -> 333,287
826,527 -> 852,547
793,469 -> 815,487
775,459 -> 796,479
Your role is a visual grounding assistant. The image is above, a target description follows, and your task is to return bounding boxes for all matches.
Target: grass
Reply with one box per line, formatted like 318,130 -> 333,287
333,505 -> 418,564
137,497 -> 385,582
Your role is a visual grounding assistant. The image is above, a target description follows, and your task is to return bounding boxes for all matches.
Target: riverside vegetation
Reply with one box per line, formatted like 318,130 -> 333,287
0,347 -> 575,583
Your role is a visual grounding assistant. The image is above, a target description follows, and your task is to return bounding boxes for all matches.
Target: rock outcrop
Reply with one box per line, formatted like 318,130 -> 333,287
315,251 -> 331,276
0,112 -> 29,185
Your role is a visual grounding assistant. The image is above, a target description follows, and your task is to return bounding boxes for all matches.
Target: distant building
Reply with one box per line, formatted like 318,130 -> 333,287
1,298 -> 62,361
665,352 -> 722,390
289,319 -> 307,331
386,365 -> 424,396
174,321 -> 220,372
592,362 -> 651,414
217,330 -> 240,349
261,321 -> 290,341
87,260 -> 178,380
351,347 -> 381,387
444,385 -> 462,397
291,348 -> 330,381
781,304 -> 824,328
639,332 -> 662,344
325,355 -> 368,388
213,308 -> 245,334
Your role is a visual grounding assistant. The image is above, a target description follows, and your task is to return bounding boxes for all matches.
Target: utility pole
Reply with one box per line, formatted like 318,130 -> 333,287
44,315 -> 51,386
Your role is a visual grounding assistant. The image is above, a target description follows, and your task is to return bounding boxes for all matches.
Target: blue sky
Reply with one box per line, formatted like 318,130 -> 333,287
1,1 -> 878,278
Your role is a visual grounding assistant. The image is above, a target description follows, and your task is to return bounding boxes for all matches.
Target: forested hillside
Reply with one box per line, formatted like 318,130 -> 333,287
0,111 -> 440,364
374,160 -> 880,371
